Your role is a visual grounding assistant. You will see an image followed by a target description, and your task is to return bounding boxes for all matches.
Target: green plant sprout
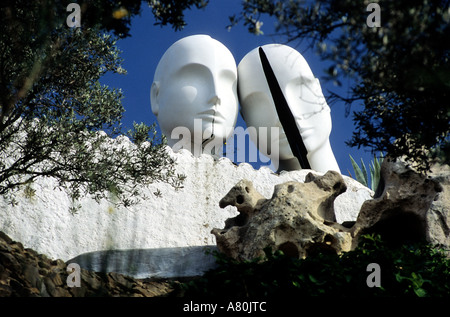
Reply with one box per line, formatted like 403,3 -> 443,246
349,153 -> 384,190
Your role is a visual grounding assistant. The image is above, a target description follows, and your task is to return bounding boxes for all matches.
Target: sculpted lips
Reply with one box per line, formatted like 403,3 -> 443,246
298,126 -> 314,138
197,109 -> 225,123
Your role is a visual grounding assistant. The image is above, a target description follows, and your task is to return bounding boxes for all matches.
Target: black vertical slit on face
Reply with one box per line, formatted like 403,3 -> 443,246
258,47 -> 311,169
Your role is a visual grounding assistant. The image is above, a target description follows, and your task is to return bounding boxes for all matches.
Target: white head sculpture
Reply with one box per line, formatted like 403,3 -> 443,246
151,34 -> 238,156
237,44 -> 341,173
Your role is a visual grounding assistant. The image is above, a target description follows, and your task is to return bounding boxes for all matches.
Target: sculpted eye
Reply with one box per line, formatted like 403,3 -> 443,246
181,85 -> 198,103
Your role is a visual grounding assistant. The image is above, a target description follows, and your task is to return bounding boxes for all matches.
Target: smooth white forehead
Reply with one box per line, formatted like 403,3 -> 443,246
153,34 -> 236,83
238,44 -> 315,96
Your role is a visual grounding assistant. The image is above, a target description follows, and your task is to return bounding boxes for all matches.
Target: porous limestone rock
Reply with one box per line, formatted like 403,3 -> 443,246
426,163 -> 450,248
213,159 -> 450,262
351,158 -> 450,250
212,171 -> 353,261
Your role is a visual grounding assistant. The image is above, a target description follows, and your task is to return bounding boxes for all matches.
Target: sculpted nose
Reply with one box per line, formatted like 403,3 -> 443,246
208,95 -> 221,106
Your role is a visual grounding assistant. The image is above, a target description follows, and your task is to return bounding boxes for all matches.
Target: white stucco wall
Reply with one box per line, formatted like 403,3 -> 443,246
0,141 -> 373,277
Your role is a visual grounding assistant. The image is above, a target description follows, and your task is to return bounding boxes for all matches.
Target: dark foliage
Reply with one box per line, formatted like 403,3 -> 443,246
177,235 -> 450,297
231,0 -> 450,171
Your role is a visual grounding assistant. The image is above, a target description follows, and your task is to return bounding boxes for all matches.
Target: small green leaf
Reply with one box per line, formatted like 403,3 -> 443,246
308,274 -> 325,285
308,274 -> 318,284
349,155 -> 368,187
414,287 -> 427,297
360,158 -> 368,184
395,272 -> 405,283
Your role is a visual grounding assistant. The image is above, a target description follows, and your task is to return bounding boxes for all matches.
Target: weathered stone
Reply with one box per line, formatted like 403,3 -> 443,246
49,270 -> 64,286
109,272 -> 133,289
213,159 -> 450,262
38,260 -> 50,270
0,264 -> 8,280
24,248 -> 38,259
69,285 -> 87,297
22,264 -> 42,290
81,270 -> 102,290
350,158 -> 449,249
426,163 -> 450,249
51,259 -> 66,269
0,231 -> 178,297
0,251 -> 20,271
38,268 -> 48,276
218,179 -> 267,216
0,282 -> 12,297
11,241 -> 24,252
51,285 -> 72,297
43,276 -> 56,296
0,241 -> 12,252
0,231 -> 13,244
212,171 -> 353,261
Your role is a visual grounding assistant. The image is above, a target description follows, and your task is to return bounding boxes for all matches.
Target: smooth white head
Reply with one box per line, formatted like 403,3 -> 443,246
151,34 -> 238,155
238,44 -> 340,173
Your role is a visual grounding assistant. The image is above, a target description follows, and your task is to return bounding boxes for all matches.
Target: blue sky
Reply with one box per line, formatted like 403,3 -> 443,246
101,1 -> 376,178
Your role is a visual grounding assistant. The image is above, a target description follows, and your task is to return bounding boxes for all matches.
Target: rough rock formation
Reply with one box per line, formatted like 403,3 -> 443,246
0,231 -> 176,297
212,171 -> 354,261
213,159 -> 450,261
350,158 -> 450,249
427,163 -> 450,248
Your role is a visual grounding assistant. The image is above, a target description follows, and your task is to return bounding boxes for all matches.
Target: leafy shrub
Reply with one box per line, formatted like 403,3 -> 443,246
176,235 -> 450,297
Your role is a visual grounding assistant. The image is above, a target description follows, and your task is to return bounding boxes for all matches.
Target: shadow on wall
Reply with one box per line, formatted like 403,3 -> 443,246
68,246 -> 218,279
